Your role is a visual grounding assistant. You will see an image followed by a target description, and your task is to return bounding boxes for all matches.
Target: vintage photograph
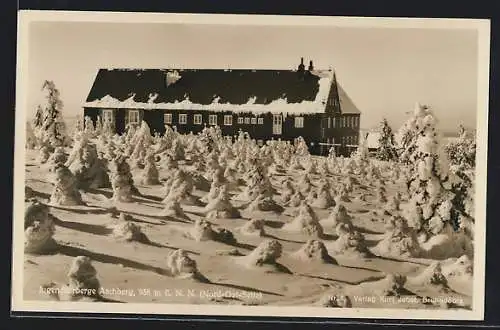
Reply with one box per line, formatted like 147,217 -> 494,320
12,11 -> 490,320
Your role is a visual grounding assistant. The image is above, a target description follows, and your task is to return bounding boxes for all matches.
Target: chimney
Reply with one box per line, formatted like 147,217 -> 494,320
308,60 -> 314,71
298,57 -> 305,72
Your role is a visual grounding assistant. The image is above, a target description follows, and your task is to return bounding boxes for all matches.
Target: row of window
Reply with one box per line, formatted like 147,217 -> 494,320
100,109 -> 356,130
164,113 -> 250,126
326,135 -> 359,146
341,135 -> 359,145
164,113 -> 306,128
102,109 -> 142,125
328,116 -> 359,129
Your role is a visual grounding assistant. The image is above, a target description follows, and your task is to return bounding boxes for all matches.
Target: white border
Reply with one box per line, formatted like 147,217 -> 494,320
12,10 -> 491,321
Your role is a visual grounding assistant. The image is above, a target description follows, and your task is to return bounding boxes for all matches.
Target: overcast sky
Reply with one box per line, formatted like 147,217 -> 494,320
26,20 -> 479,132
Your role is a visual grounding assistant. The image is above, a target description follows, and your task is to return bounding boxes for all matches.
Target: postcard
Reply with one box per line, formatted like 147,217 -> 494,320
12,10 -> 490,321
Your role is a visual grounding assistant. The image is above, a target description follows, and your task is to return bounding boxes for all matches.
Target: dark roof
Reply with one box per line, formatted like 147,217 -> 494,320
338,84 -> 361,114
84,68 -> 361,115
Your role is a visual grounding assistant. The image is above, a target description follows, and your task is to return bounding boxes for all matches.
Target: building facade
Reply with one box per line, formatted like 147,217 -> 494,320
83,59 -> 361,156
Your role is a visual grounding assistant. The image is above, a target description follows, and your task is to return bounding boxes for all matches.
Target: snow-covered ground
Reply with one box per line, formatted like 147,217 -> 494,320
22,133 -> 474,310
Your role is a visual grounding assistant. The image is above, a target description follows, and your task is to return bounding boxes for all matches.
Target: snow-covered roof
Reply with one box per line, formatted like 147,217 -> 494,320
365,131 -> 381,149
83,68 -> 361,116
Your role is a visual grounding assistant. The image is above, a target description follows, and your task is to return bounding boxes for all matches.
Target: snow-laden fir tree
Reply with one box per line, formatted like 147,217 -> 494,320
294,137 -> 310,157
349,132 -> 370,173
33,81 -> 69,148
84,116 -> 95,136
398,102 -> 430,164
32,105 -> 44,130
102,118 -> 115,138
445,124 -> 476,170
327,145 -> 336,159
74,118 -> 84,135
376,118 -> 398,161
443,124 -> 476,225
26,122 -> 37,149
94,116 -> 103,136
399,103 -> 473,259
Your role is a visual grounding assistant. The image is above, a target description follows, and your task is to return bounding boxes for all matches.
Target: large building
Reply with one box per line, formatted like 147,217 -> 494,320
83,58 -> 361,156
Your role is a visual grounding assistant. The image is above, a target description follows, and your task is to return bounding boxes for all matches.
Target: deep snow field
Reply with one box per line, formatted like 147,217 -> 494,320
22,145 -> 473,310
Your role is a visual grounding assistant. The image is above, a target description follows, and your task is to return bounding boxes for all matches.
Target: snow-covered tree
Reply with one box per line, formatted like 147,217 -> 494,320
376,118 -> 398,161
445,124 -> 476,169
397,102 -> 430,164
74,118 -> 84,134
294,137 -> 310,157
95,116 -> 103,135
33,80 -> 69,147
84,116 -> 95,135
102,118 -> 115,137
400,104 -> 473,258
26,122 -> 37,149
443,125 -> 476,224
350,132 -> 370,171
32,105 -> 44,130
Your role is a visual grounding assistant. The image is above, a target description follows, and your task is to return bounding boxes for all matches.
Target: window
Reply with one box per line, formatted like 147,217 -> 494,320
238,117 -> 244,124
164,113 -> 172,124
258,118 -> 264,124
193,114 -> 202,125
244,118 -> 250,124
251,118 -> 257,124
354,117 -> 359,127
341,117 -> 345,128
102,109 -> 114,123
224,115 -> 233,126
272,114 -> 283,135
328,117 -> 331,129
128,110 -> 140,124
179,114 -> 187,124
332,117 -> 336,128
209,115 -> 217,125
294,116 -> 304,128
